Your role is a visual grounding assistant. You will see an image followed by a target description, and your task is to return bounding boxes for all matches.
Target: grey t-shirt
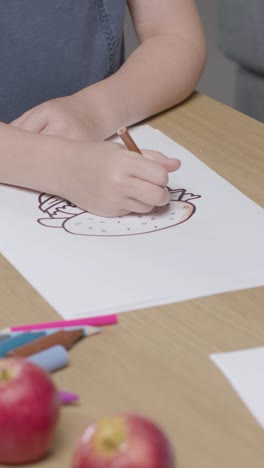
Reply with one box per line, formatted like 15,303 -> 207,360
0,0 -> 126,123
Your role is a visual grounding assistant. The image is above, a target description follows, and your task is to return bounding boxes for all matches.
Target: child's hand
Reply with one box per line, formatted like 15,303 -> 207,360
58,141 -> 180,217
10,95 -> 100,141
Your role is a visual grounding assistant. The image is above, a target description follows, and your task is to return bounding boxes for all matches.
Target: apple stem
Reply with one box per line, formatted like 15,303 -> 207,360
102,437 -> 117,450
0,367 -> 12,382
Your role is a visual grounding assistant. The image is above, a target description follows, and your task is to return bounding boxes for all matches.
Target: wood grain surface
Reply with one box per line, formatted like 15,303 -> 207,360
0,93 -> 263,468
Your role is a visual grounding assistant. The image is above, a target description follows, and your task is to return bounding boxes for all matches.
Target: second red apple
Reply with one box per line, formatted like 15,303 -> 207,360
72,413 -> 175,468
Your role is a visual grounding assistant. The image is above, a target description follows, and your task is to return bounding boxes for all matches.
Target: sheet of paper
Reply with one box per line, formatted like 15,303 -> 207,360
211,348 -> 264,429
0,125 -> 263,319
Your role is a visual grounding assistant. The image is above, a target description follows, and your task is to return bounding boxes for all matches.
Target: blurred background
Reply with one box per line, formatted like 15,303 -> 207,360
125,0 -> 237,109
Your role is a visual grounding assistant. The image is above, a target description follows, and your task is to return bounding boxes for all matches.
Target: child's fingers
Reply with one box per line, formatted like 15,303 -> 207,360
10,109 -> 34,127
127,177 -> 170,207
13,110 -> 47,133
124,198 -> 154,214
132,156 -> 169,188
85,206 -> 130,218
142,150 -> 181,173
40,125 -> 58,137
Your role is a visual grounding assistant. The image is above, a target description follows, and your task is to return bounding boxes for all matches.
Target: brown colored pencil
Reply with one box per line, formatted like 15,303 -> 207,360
117,127 -> 143,154
7,329 -> 84,358
117,127 -> 171,192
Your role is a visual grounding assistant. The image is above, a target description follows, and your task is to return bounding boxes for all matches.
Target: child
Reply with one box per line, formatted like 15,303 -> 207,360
0,0 -> 206,216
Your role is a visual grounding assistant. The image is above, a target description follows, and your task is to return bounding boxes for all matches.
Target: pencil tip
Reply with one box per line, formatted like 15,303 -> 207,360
0,328 -> 11,335
84,326 -> 101,336
117,127 -> 127,135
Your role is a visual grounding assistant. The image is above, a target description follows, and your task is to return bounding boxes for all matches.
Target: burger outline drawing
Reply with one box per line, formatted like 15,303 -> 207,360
37,188 -> 201,237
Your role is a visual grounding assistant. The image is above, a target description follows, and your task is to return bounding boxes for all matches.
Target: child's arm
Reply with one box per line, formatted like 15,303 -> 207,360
11,0 -> 206,141
0,122 -> 180,217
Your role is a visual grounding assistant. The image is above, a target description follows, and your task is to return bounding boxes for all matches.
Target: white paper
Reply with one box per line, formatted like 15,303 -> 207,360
0,125 -> 263,319
211,348 -> 264,429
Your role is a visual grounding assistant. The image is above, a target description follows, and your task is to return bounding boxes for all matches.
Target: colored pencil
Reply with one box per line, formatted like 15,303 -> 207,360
117,127 -> 142,154
117,127 -> 172,191
7,329 -> 84,358
0,325 -> 100,338
0,335 -> 10,343
9,314 -> 117,332
0,332 -> 45,358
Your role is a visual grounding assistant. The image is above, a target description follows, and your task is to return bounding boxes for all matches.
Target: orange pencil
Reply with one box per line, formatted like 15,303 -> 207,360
7,329 -> 84,358
117,127 -> 142,154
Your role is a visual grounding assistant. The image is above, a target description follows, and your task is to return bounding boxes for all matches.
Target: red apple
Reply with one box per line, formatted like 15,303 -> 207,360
0,357 -> 60,464
72,413 -> 175,468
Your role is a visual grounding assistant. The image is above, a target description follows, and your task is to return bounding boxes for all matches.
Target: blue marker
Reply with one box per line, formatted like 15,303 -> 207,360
27,345 -> 69,373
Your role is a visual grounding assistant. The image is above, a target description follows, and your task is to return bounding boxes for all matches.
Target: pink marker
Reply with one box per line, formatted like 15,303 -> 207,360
11,314 -> 118,332
58,391 -> 79,405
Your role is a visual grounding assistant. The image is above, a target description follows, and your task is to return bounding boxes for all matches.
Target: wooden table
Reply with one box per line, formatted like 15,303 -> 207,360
0,93 -> 263,467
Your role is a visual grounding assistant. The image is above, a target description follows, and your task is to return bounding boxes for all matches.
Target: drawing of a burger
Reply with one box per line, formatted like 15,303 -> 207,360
38,189 -> 201,236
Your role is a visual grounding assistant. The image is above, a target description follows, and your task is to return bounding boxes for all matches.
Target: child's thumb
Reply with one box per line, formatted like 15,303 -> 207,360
142,150 -> 181,173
